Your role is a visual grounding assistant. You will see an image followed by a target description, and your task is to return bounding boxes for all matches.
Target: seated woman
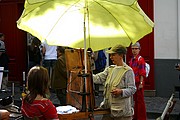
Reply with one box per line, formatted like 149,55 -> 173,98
21,66 -> 58,120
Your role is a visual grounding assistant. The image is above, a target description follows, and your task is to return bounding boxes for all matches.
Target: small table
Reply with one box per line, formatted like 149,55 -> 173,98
58,109 -> 110,120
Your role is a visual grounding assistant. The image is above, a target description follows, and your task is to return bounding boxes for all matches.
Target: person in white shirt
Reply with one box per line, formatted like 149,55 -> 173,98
41,41 -> 57,80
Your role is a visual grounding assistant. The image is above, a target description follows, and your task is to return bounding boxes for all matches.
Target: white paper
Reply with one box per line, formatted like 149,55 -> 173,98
56,105 -> 80,114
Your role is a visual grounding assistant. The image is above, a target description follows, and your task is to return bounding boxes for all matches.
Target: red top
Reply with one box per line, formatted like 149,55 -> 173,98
129,55 -> 146,83
21,99 -> 58,120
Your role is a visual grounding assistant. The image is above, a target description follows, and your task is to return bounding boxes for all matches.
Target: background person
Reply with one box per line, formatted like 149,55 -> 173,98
93,45 -> 136,120
93,50 -> 107,96
0,33 -> 5,43
93,50 -> 107,74
129,42 -> 147,120
41,41 -> 57,80
51,46 -> 67,105
21,66 -> 58,119
28,37 -> 42,70
0,40 -> 9,90
87,48 -> 96,71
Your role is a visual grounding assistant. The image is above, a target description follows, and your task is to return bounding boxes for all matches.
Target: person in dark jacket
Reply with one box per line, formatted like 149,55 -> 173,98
28,37 -> 42,71
51,46 -> 67,105
0,40 -> 9,90
0,33 -> 5,41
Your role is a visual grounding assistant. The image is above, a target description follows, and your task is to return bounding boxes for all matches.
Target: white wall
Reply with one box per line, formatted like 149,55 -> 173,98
154,0 -> 178,59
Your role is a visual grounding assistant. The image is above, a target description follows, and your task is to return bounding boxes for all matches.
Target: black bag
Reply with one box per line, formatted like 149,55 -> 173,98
0,96 -> 13,106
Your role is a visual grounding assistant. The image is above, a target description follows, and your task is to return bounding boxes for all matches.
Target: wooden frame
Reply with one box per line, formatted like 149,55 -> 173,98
58,109 -> 110,120
61,49 -> 110,119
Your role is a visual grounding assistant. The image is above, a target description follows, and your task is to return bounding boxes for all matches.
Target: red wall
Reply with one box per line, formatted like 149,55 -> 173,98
0,1 -> 26,84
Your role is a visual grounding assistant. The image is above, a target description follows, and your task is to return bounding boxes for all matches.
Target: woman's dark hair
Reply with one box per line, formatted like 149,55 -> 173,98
24,66 -> 50,103
87,48 -> 93,53
29,37 -> 41,53
57,46 -> 65,53
31,37 -> 41,48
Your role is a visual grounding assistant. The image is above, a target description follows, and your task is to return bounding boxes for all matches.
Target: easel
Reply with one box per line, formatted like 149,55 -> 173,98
58,49 -> 110,120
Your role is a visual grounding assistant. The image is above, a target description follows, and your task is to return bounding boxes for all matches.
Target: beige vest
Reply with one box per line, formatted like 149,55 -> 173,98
102,65 -> 131,108
100,65 -> 134,117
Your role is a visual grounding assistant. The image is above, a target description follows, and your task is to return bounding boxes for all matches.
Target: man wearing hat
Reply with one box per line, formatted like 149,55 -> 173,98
0,40 -> 9,90
93,45 -> 136,120
129,42 -> 147,120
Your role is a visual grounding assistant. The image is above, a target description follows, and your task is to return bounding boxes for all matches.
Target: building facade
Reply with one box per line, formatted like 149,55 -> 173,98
154,0 -> 180,97
1,0 -> 178,98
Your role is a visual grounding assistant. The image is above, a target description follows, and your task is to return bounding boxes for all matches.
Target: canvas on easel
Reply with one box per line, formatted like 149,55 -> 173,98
0,67 -> 4,89
65,49 -> 95,111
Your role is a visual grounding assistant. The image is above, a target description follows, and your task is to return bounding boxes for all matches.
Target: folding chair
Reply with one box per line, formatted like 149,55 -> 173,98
156,94 -> 176,120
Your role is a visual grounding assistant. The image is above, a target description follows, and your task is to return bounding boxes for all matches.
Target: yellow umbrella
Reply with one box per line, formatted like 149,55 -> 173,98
17,0 -> 154,52
17,0 -> 154,111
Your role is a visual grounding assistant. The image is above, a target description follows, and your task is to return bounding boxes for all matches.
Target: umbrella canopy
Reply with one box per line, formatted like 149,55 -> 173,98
17,0 -> 154,51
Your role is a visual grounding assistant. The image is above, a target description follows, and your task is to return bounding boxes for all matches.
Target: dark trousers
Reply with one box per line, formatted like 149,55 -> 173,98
43,59 -> 57,78
55,88 -> 67,106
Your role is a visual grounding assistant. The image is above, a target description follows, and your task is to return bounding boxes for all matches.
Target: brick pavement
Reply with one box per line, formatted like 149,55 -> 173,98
0,87 -> 180,120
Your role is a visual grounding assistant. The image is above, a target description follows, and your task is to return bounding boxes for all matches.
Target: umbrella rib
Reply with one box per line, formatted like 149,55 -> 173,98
92,0 -> 132,41
46,0 -> 83,40
102,0 -> 136,6
24,0 -> 84,40
22,2 -> 49,17
26,0 -> 45,5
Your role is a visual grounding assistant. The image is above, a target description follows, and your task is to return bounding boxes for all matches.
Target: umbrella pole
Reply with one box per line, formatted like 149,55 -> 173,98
84,0 -> 87,74
81,0 -> 89,112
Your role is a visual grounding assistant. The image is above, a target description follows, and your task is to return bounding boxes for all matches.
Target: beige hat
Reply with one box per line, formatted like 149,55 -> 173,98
106,44 -> 127,54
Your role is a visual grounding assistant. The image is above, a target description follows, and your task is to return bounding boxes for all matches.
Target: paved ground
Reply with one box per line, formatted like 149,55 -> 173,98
0,86 -> 180,120
145,96 -> 180,120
